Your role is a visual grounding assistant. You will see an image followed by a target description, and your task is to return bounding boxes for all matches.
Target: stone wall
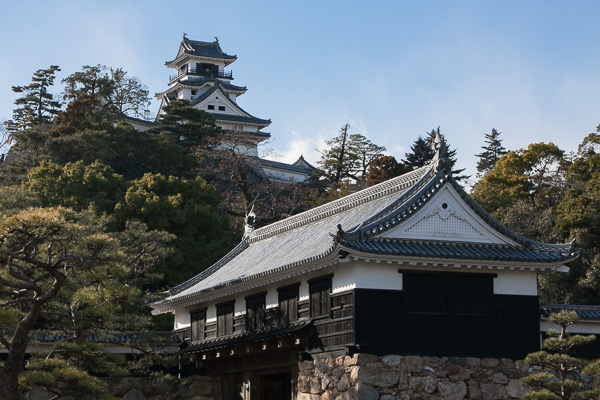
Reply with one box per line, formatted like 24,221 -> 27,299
297,353 -> 530,400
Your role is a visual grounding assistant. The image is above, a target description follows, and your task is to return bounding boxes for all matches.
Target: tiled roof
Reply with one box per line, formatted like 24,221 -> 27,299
154,164 -> 435,307
210,113 -> 271,126
540,304 -> 600,322
184,78 -> 246,92
123,115 -> 157,126
183,320 -> 312,353
260,158 -> 313,174
151,138 -> 580,312
339,238 -> 578,263
166,38 -> 237,65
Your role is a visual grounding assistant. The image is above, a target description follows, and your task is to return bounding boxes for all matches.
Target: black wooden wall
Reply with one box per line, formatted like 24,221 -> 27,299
354,289 -> 540,359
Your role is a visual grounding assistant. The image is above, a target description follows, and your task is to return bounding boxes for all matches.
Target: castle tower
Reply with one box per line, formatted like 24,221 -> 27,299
155,35 -> 271,157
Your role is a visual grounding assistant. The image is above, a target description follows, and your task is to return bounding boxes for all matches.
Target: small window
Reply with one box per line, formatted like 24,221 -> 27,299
216,302 -> 234,336
278,284 -> 299,324
191,90 -> 196,96
208,105 -> 215,110
218,106 -> 226,111
309,275 -> 332,318
246,293 -> 266,331
190,308 -> 206,342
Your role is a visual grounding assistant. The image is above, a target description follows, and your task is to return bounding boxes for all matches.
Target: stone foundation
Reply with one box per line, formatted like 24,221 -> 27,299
297,354 -> 531,400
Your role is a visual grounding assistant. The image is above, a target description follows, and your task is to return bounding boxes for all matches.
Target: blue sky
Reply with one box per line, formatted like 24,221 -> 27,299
1,1 -> 598,183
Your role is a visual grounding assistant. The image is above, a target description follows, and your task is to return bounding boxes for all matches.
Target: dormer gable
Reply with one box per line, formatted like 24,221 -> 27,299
377,184 -> 514,245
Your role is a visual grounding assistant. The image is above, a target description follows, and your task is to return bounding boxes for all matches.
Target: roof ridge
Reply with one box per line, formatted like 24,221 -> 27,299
247,164 -> 435,243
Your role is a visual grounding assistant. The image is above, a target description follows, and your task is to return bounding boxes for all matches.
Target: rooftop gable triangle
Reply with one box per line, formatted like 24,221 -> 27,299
338,168 -> 578,257
190,82 -> 271,125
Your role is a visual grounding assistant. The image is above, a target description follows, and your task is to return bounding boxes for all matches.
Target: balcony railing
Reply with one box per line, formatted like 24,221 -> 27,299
169,66 -> 233,83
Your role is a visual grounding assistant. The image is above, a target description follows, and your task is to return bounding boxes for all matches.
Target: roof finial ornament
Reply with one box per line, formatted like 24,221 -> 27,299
214,36 -> 219,44
183,33 -> 187,40
244,205 -> 256,238
432,127 -> 450,173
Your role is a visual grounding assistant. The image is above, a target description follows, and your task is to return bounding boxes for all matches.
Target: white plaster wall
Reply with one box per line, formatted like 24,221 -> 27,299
353,261 -> 403,291
541,321 -> 600,335
262,168 -> 308,183
332,263 -> 356,293
174,308 -> 191,330
494,270 -> 538,295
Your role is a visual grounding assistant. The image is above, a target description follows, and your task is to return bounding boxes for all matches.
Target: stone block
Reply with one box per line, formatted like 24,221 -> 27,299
310,376 -> 322,394
506,379 -> 528,399
447,364 -> 470,381
345,353 -> 380,366
338,374 -> 350,391
466,379 -> 482,400
357,365 -> 399,388
437,380 -> 468,400
423,356 -> 443,369
405,355 -> 425,372
490,372 -> 508,385
465,357 -> 481,369
480,358 -> 499,369
299,360 -> 315,372
479,383 -> 506,400
409,376 -> 424,392
382,354 -> 405,368
423,376 -> 438,393
449,357 -> 467,367
353,383 -> 379,400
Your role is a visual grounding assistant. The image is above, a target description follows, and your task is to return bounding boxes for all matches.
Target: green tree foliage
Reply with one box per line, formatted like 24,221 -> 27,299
0,208 -> 175,400
114,173 -> 233,284
521,311 -> 598,400
348,133 -> 387,184
51,65 -> 149,136
366,156 -> 410,187
471,142 -> 567,216
404,136 -> 435,170
550,131 -> 600,304
317,124 -> 387,187
404,128 -> 468,181
4,66 -> 62,133
152,99 -> 221,150
475,128 -> 508,178
25,160 -> 127,214
62,65 -> 149,118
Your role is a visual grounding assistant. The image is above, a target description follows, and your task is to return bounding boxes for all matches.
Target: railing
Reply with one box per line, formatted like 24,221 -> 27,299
169,66 -> 233,83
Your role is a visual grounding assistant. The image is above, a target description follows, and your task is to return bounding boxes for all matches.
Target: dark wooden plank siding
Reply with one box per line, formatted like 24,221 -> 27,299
354,289 -> 540,359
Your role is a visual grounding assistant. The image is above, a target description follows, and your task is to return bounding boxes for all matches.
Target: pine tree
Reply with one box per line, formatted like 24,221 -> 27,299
348,133 -> 386,183
403,128 -> 469,181
317,124 -> 354,186
404,136 -> 435,170
4,66 -> 62,133
521,311 -> 599,399
475,128 -> 507,177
